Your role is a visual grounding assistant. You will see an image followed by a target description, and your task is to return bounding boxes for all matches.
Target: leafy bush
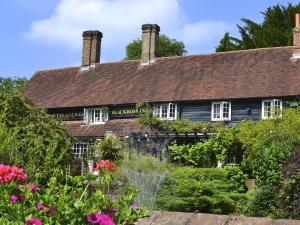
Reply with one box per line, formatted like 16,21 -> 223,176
168,128 -> 242,167
242,185 -> 285,218
168,142 -> 217,167
0,164 -> 148,225
93,134 -> 124,161
224,165 -> 247,193
0,92 -> 73,183
155,167 -> 248,214
251,142 -> 293,186
279,173 -> 300,219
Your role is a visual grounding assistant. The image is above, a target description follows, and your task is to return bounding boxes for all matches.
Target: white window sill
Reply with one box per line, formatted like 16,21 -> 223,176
211,118 -> 231,122
86,122 -> 106,125
159,117 -> 177,121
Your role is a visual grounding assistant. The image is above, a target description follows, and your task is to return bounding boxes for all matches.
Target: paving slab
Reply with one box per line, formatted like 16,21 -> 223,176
135,212 -> 300,225
146,211 -> 193,225
228,215 -> 272,225
189,213 -> 229,225
271,220 -> 300,225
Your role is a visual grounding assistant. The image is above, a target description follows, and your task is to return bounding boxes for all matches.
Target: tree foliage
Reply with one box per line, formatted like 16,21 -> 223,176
92,133 -> 123,161
125,34 -> 187,60
0,77 -> 73,183
0,77 -> 27,93
216,3 -> 300,52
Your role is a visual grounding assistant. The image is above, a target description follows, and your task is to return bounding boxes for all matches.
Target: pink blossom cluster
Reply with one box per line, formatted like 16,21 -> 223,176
36,203 -> 57,217
87,213 -> 115,225
94,160 -> 116,172
0,164 -> 28,184
26,218 -> 43,225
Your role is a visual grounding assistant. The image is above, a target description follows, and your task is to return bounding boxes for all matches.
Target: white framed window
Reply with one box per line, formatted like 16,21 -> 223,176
73,142 -> 89,158
211,101 -> 231,121
84,108 -> 109,125
262,99 -> 282,119
154,103 -> 177,120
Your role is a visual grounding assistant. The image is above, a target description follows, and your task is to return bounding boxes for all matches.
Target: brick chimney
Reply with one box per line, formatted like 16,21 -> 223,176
82,30 -> 103,70
293,13 -> 300,58
141,24 -> 160,63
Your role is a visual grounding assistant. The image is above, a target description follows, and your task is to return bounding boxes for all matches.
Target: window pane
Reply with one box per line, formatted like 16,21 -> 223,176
155,105 -> 160,117
73,144 -> 81,158
169,103 -> 176,118
223,102 -> 229,119
213,103 -> 221,119
264,101 -> 271,118
102,112 -> 108,122
161,105 -> 168,118
72,142 -> 92,158
88,110 -> 94,124
94,109 -> 101,123
274,100 -> 282,116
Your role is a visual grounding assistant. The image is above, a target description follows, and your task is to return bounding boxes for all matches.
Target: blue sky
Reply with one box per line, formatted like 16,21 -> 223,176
0,0 -> 299,78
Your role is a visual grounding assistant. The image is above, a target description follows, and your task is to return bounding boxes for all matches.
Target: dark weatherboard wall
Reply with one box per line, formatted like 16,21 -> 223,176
47,98 -> 297,123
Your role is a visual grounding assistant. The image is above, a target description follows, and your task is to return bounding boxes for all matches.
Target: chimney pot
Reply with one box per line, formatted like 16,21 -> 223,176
141,24 -> 160,63
296,13 -> 300,28
82,30 -> 103,69
293,14 -> 300,58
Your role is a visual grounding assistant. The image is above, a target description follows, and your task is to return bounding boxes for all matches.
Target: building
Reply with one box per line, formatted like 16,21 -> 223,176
25,14 -> 300,157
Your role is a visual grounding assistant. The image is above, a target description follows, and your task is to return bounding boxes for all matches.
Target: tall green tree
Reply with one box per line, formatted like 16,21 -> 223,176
216,3 -> 300,52
125,34 -> 187,60
0,77 -> 73,183
0,77 -> 27,93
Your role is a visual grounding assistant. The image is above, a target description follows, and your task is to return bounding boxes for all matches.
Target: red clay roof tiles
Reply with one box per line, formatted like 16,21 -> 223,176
25,46 -> 300,109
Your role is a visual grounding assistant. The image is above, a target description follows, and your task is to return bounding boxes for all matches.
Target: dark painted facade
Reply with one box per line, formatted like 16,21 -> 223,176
48,97 -> 299,125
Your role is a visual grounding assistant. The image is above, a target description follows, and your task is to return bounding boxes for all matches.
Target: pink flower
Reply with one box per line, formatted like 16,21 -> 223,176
36,203 -> 48,210
36,203 -> 56,217
10,194 -> 24,203
0,164 -> 28,184
94,160 -> 116,172
87,213 -> 115,225
26,218 -> 43,225
30,184 -> 40,192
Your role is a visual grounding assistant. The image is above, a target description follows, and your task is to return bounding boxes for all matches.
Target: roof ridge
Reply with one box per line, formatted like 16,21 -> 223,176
33,46 -> 293,74
155,46 -> 293,61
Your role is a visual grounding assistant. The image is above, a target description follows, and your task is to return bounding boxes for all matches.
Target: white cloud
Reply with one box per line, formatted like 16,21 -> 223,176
25,0 -> 235,61
181,21 -> 235,54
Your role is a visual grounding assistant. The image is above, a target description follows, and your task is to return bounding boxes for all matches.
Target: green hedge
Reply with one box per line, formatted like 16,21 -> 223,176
155,167 -> 248,214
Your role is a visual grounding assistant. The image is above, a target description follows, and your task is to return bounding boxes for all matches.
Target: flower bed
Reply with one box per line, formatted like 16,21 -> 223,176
0,163 -> 148,225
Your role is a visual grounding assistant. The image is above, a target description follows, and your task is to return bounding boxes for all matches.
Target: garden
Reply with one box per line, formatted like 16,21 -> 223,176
0,78 -> 300,224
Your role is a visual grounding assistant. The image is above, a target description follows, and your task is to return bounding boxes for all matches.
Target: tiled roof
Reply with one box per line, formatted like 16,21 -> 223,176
25,46 -> 300,109
66,119 -> 145,137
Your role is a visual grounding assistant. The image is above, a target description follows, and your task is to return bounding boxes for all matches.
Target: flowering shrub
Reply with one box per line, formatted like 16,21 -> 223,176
94,160 -> 117,194
0,164 -> 28,184
0,164 -> 149,224
94,160 -> 116,172
87,213 -> 115,225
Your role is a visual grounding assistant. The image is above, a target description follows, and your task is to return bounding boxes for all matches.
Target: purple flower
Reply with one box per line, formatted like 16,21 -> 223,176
130,203 -> 139,210
10,194 -> 24,203
111,208 -> 118,214
16,185 -> 23,191
30,184 -> 40,192
26,218 -> 43,225
36,203 -> 48,210
87,213 -> 115,225
46,206 -> 57,217
87,213 -> 99,224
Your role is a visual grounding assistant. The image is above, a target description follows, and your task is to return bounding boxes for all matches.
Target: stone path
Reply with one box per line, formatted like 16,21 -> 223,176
135,211 -> 300,225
